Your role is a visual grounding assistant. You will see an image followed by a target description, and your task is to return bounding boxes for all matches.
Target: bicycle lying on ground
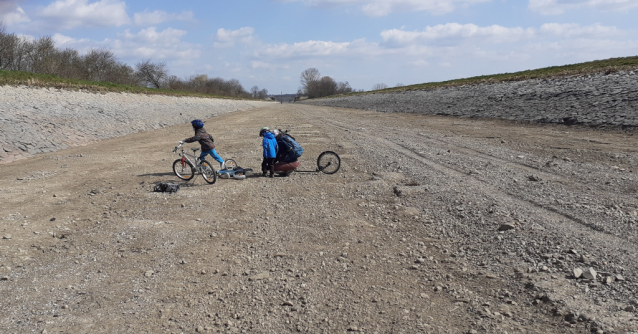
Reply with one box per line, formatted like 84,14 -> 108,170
274,151 -> 341,176
172,143 -> 244,183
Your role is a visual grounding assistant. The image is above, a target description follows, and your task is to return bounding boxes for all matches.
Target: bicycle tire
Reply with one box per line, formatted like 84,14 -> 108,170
173,159 -> 195,181
200,160 -> 217,184
224,159 -> 237,170
317,151 -> 341,174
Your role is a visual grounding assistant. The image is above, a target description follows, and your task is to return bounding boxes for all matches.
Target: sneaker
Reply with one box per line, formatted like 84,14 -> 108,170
220,162 -> 226,170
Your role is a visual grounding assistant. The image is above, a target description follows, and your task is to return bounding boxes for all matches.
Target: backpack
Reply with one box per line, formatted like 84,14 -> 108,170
154,182 -> 181,193
280,134 -> 303,161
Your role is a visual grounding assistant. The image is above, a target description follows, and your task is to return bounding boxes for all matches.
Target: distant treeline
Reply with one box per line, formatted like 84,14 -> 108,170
0,26 -> 252,98
298,68 -> 366,99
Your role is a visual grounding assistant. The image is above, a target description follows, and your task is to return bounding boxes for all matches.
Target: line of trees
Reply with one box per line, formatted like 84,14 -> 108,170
250,85 -> 269,99
298,68 -> 359,99
0,25 -> 254,98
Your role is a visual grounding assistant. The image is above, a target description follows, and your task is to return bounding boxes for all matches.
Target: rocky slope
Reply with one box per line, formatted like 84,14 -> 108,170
0,85 -> 265,164
302,71 -> 638,127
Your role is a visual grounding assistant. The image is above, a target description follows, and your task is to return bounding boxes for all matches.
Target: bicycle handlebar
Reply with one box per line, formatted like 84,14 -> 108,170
173,142 -> 184,153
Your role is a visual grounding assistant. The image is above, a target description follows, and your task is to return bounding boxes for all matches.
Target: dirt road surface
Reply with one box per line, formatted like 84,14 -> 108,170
2,104 -> 638,333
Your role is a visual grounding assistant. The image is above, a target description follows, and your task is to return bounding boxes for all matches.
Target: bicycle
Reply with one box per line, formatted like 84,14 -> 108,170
172,142 -> 217,184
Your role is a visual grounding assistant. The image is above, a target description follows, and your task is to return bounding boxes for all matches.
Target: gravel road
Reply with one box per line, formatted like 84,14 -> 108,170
1,104 -> 637,333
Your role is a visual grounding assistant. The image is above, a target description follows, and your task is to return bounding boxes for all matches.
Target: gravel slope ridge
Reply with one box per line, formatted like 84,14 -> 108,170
302,71 -> 638,128
1,104 -> 637,333
0,85 -> 266,164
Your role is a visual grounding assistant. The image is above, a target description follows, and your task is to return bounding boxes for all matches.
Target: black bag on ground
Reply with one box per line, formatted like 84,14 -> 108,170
154,182 -> 181,193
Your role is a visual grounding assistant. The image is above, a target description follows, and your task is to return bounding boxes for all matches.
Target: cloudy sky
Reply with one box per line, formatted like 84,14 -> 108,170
2,0 -> 637,93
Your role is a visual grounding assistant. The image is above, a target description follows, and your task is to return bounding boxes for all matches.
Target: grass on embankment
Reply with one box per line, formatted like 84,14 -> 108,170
0,69 -> 250,100
350,55 -> 638,96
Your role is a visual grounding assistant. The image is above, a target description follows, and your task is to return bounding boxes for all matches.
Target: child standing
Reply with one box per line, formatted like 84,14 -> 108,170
183,119 -> 225,170
260,127 -> 278,177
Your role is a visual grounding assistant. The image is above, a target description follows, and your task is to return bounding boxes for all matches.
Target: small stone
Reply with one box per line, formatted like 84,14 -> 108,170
498,224 -> 515,231
1,276 -> 8,281
249,272 -> 270,281
527,175 -> 541,182
604,276 -> 614,284
625,305 -> 636,312
415,258 -> 426,264
144,270 -> 154,277
62,305 -> 68,309
282,301 -> 294,306
200,270 -> 207,275
50,218 -> 56,221
2,234 -> 11,240
573,268 -> 583,279
274,252 -> 286,258
410,265 -> 419,270
196,326 -> 204,332
582,268 -> 597,280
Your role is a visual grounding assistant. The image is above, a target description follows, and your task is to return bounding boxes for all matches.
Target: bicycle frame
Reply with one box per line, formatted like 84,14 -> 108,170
173,144 -> 200,169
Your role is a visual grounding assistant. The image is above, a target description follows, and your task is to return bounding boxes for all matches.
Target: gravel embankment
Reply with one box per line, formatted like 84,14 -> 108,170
302,71 -> 638,126
0,86 -> 265,164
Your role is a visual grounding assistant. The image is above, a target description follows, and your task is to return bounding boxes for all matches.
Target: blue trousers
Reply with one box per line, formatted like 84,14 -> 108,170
200,149 -> 223,164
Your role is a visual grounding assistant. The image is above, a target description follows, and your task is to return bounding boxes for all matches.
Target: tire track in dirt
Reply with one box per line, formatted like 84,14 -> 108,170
307,108 -> 638,251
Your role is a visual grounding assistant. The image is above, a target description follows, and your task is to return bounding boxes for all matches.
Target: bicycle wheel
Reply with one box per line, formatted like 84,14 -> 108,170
173,159 -> 195,181
224,159 -> 237,170
200,160 -> 217,184
317,151 -> 341,174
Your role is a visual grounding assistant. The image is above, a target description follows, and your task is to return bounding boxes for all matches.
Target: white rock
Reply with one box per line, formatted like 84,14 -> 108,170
582,268 -> 597,280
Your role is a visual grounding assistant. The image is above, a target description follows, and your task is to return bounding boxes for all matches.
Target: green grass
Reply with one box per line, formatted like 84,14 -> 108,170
340,55 -> 638,96
0,69 -> 248,100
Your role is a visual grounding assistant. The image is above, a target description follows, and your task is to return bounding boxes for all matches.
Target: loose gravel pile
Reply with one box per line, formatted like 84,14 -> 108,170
302,71 -> 638,127
0,85 -> 265,164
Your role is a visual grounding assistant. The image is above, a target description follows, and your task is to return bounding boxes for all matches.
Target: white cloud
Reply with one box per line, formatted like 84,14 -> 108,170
133,10 -> 194,26
539,23 -> 622,37
529,0 -> 638,15
263,40 -> 353,57
280,0 -> 490,16
50,27 -> 200,63
381,23 -> 536,45
37,0 -> 131,29
215,27 -> 255,47
0,2 -> 30,26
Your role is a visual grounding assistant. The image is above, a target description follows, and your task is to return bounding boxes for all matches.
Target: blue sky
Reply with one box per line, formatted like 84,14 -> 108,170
2,0 -> 637,93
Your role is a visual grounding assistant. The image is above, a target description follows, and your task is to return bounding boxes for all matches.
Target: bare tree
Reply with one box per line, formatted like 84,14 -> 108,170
395,83 -> 405,87
336,81 -> 353,94
258,88 -> 268,99
250,85 -> 259,98
372,83 -> 388,91
300,68 -> 321,97
135,59 -> 168,88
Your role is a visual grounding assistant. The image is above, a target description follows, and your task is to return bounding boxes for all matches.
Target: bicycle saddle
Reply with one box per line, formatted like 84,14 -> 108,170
191,148 -> 200,152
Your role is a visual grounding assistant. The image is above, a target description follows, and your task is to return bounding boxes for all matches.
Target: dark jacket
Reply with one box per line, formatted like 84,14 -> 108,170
262,132 -> 278,158
184,128 -> 215,151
